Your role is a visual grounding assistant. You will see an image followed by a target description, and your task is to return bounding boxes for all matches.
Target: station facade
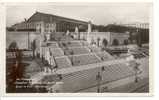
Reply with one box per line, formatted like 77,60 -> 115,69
10,11 -> 130,48
12,11 -> 88,33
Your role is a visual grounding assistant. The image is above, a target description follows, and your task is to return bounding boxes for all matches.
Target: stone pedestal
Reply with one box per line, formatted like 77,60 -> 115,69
66,30 -> 70,35
87,21 -> 92,44
75,26 -> 79,39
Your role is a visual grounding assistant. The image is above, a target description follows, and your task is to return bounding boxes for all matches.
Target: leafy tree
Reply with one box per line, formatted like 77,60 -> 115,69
9,41 -> 18,50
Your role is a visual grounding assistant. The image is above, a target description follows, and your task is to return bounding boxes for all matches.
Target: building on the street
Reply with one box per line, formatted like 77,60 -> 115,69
11,11 -> 88,33
9,11 -> 141,49
120,23 -> 149,29
80,31 -> 129,46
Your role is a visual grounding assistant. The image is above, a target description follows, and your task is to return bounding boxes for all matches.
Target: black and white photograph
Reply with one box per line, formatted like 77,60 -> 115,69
4,2 -> 152,95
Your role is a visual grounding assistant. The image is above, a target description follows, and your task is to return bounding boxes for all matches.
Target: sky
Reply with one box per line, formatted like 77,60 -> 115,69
6,3 -> 152,27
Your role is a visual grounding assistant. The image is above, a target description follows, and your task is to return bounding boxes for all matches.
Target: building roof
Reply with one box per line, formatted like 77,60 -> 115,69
27,11 -> 88,25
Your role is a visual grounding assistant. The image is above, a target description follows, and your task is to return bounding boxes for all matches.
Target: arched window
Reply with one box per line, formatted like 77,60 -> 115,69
123,39 -> 129,45
8,41 -> 18,50
102,38 -> 108,48
112,39 -> 119,46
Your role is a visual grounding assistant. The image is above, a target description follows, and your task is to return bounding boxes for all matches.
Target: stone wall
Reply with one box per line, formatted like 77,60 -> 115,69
79,32 -> 129,46
6,31 -> 40,50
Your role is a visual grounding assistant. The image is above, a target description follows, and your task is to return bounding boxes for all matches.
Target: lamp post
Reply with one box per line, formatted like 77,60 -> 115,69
96,72 -> 102,93
70,50 -> 74,65
87,21 -> 92,44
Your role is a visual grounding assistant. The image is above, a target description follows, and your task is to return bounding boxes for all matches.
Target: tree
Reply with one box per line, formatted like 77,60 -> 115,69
97,37 -> 101,47
15,50 -> 23,79
102,38 -> 108,49
112,39 -> 119,46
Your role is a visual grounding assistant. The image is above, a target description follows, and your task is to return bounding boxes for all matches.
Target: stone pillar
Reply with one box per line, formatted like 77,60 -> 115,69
40,21 -> 44,58
53,22 -> 56,32
75,26 -> 79,39
87,21 -> 92,44
46,33 -> 50,41
39,36 -> 43,58
66,30 -> 70,35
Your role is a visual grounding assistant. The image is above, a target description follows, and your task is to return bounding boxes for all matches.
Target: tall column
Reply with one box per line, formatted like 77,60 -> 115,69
40,21 -> 44,58
54,22 -> 56,32
87,21 -> 92,44
66,30 -> 70,35
75,26 -> 79,39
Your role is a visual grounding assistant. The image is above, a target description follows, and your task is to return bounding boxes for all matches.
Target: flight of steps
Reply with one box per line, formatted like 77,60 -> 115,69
62,63 -> 136,92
